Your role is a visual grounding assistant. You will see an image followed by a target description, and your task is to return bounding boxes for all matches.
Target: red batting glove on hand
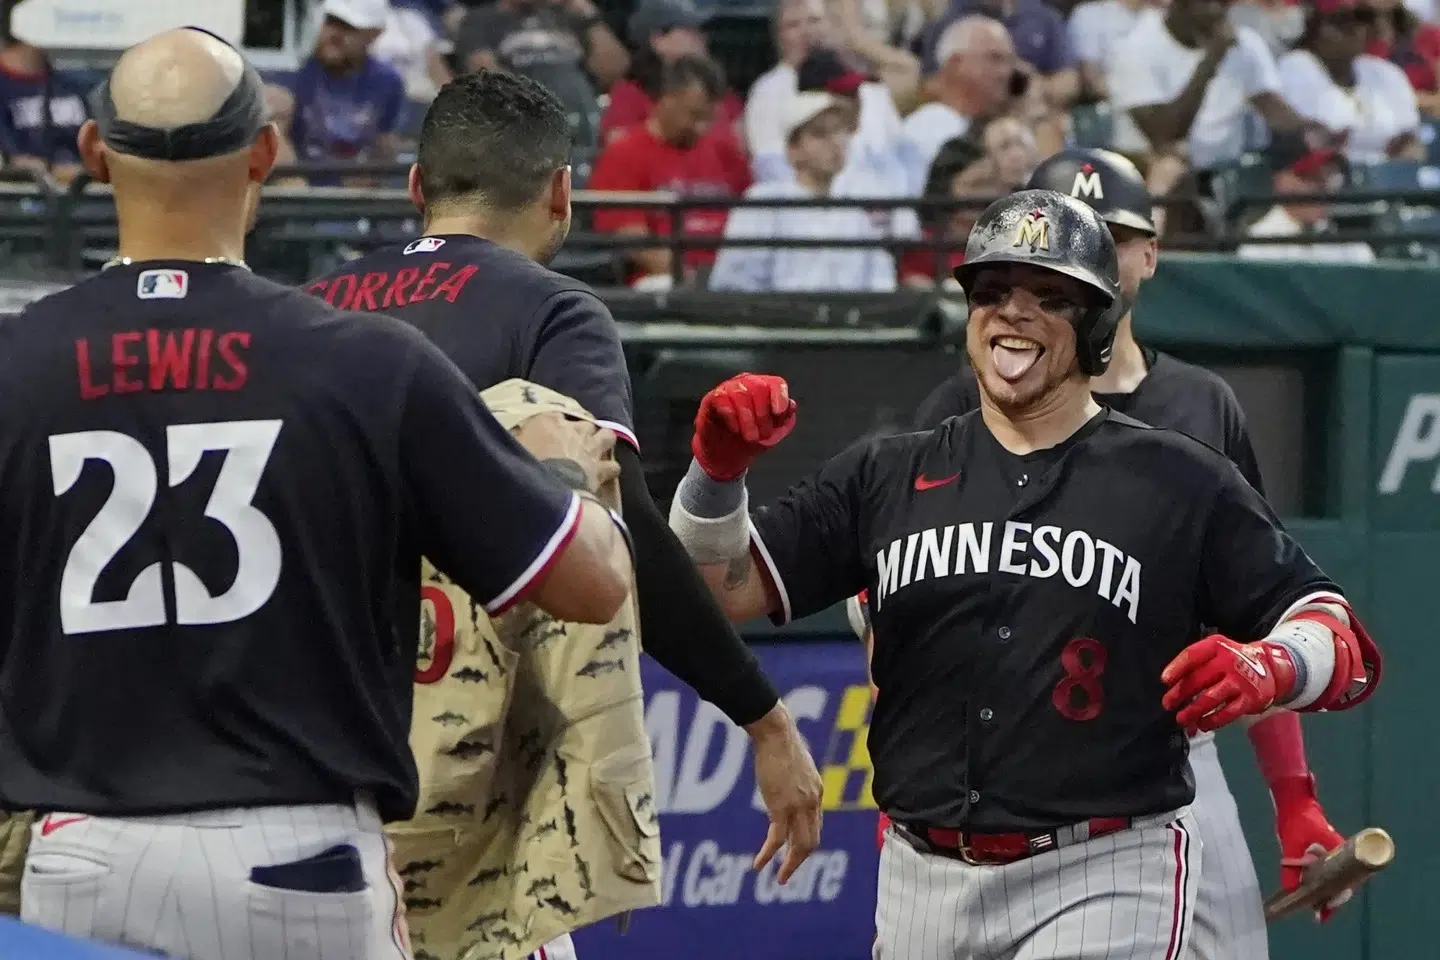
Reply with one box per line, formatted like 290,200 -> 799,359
1274,774 -> 1349,923
692,373 -> 797,481
1160,635 -> 1296,733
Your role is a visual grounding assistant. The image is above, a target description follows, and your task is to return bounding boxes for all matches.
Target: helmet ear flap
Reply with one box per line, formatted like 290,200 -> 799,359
1076,292 -> 1129,377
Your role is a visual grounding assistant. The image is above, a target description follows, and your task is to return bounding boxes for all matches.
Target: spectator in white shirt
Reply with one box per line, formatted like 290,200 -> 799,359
1068,0 -> 1154,99
710,93 -> 900,292
899,15 -> 1017,190
1107,0 -> 1308,170
1239,132 -> 1377,262
745,0 -> 836,174
1228,0 -> 1305,57
794,47 -> 910,193
1278,0 -> 1422,164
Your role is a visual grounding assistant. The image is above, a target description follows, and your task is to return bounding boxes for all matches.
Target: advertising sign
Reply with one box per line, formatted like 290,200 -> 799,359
573,642 -> 879,960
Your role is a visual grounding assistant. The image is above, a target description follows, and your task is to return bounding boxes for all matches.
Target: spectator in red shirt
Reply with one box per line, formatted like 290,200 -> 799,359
589,55 -> 752,288
599,0 -> 745,145
898,133 -> 1007,287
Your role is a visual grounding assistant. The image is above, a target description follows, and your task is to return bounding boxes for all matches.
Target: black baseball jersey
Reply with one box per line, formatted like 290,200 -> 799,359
748,409 -> 1339,830
305,234 -> 637,450
914,348 -> 1265,494
0,262 -> 580,821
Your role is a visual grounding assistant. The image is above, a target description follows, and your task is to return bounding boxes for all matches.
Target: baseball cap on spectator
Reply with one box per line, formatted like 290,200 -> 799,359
1266,130 -> 1345,179
628,0 -> 709,47
784,91 -> 847,142
796,48 -> 874,97
323,0 -> 389,30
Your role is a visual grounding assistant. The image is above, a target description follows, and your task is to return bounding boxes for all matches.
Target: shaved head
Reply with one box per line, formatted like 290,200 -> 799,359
109,28 -> 248,131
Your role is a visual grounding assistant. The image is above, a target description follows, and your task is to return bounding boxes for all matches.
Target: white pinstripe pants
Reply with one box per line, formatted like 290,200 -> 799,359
20,797 -> 411,959
873,809 -> 1206,960
1186,735 -> 1268,960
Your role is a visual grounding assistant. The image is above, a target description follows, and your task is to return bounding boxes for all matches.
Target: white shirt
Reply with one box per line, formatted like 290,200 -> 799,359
746,76 -> 909,191
1237,206 -> 1377,263
1277,50 -> 1419,165
708,175 -> 903,292
1068,0 -> 1145,69
1107,9 -> 1279,169
898,101 -> 972,194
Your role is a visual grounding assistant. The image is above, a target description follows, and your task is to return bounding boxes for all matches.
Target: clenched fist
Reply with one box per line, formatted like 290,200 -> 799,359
692,373 -> 797,481
1160,634 -> 1296,732
1273,774 -> 1350,923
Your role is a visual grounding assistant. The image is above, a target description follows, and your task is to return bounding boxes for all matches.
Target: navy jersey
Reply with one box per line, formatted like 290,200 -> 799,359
305,234 -> 637,450
748,409 -> 1338,829
0,262 -> 579,821
913,348 -> 1265,494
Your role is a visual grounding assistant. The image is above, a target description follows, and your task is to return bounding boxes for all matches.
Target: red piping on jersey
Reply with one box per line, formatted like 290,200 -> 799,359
489,494 -> 583,617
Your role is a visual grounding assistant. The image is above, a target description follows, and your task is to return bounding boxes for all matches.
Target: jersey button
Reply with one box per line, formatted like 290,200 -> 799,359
1017,474 -> 1029,487
997,626 -> 1011,640
969,790 -> 981,803
979,707 -> 993,721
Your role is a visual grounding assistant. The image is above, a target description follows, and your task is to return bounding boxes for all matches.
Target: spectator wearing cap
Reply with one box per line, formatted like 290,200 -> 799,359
899,16 -> 1019,191
588,55 -> 752,289
745,0 -> 838,166
1361,0 -> 1440,114
752,46 -> 908,192
453,0 -> 629,160
1239,132 -> 1376,261
1279,0 -> 1421,162
710,93 -> 900,291
281,0 -> 407,184
599,0 -> 744,144
1106,0 -> 1309,171
0,22 -> 88,185
920,0 -> 1079,109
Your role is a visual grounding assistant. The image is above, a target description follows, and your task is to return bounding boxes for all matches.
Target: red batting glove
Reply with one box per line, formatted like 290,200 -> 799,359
1160,635 -> 1296,733
1273,774 -> 1349,923
692,373 -> 797,481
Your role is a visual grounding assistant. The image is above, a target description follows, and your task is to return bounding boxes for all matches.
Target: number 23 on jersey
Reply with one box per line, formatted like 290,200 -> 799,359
48,420 -> 284,636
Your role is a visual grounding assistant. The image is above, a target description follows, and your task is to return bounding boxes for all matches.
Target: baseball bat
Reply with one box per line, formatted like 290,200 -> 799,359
1263,827 -> 1395,922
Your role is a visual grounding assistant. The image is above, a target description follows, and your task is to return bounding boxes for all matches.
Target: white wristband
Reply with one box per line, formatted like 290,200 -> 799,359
1267,618 -> 1336,710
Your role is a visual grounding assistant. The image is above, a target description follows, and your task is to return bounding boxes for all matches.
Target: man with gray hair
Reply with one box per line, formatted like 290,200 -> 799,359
0,26 -> 636,958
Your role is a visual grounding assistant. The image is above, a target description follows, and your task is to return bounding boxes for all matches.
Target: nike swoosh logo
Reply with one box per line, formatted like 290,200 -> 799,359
914,473 -> 960,491
40,814 -> 88,837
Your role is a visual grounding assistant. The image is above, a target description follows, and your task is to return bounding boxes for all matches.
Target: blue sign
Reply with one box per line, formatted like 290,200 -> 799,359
573,641 -> 880,960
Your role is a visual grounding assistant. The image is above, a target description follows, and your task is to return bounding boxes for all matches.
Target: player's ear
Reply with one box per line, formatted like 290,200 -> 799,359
249,124 -> 280,185
408,163 -> 425,215
1142,236 -> 1159,281
77,120 -> 110,185
548,165 -> 571,222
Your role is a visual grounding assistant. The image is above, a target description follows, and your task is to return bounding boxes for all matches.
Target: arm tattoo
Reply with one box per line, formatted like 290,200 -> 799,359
723,555 -> 752,591
542,457 -> 591,492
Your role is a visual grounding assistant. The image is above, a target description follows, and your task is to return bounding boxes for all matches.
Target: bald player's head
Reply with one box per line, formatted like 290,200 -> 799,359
79,27 -> 278,188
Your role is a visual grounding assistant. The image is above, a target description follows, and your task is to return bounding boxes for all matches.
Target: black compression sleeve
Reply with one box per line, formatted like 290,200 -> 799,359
616,443 -> 781,726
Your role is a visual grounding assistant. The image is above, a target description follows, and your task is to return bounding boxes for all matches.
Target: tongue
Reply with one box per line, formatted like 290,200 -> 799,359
992,344 -> 1039,382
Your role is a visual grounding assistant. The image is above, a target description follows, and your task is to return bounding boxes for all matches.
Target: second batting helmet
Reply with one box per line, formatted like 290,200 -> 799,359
1026,148 -> 1155,236
953,189 -> 1124,376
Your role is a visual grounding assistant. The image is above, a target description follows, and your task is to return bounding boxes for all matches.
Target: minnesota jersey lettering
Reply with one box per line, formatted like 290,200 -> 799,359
305,263 -> 479,311
75,329 -> 250,398
874,520 -> 1142,623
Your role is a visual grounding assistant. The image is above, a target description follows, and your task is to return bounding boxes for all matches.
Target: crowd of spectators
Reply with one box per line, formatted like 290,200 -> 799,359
0,0 -> 1433,285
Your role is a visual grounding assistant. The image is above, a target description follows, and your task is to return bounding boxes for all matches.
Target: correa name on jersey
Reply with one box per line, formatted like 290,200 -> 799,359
873,519 -> 1143,623
306,261 -> 479,311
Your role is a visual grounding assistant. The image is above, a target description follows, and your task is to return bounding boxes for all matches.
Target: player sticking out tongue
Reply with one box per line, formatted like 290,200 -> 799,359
990,335 -> 1043,382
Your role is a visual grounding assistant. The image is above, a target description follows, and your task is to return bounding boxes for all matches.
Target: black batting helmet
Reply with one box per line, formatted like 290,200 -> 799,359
1025,148 -> 1155,236
953,189 -> 1124,376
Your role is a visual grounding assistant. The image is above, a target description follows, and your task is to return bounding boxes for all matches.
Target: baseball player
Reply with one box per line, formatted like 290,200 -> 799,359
667,189 -> 1381,959
852,147 -> 1358,954
395,379 -> 660,960
304,70 -> 822,958
1,30 -> 633,957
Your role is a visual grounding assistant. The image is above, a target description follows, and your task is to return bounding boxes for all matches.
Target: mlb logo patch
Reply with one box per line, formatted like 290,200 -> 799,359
137,269 -> 188,299
404,237 -> 446,255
